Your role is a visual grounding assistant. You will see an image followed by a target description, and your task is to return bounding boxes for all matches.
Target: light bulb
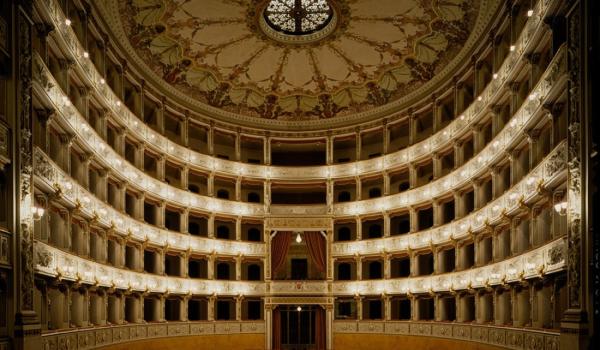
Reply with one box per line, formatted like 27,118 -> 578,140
99,78 -> 105,85
510,45 -> 516,52
554,201 -> 567,216
493,73 -> 498,79
296,233 -> 302,243
32,206 -> 45,221
296,306 -> 302,312
65,18 -> 72,26
527,9 -> 533,17
83,51 -> 89,58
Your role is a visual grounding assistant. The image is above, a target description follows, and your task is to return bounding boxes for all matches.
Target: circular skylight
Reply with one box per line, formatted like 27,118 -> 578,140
264,0 -> 333,35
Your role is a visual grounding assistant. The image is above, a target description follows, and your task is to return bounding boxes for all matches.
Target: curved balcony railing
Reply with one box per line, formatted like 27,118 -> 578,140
36,0 -> 553,181
331,237 -> 565,295
35,241 -> 266,296
33,148 -> 266,256
33,140 -> 565,256
332,141 -> 566,256
34,237 -> 564,297
332,321 -> 560,350
38,320 -> 560,350
41,321 -> 265,350
32,44 -> 566,219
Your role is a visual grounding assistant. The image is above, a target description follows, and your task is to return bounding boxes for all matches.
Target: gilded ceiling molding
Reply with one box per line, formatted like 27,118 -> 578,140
96,0 -> 502,131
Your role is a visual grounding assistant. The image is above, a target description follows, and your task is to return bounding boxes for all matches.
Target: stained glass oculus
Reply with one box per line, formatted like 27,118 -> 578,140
264,0 -> 333,35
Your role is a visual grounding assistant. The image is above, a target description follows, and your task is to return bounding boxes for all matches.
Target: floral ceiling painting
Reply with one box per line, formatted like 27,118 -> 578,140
118,0 -> 479,120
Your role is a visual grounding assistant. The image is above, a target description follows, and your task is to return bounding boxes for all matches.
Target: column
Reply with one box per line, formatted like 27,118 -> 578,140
265,305 -> 273,350
382,119 -> 389,154
181,166 -> 189,191
59,133 -> 75,173
57,58 -> 74,93
182,112 -> 190,147
384,295 -> 391,321
491,104 -> 505,137
264,135 -> 271,165
453,140 -> 464,168
432,97 -> 442,132
355,295 -> 363,320
355,177 -> 362,201
235,217 -> 242,241
115,127 -> 126,157
432,200 -> 442,227
235,255 -> 242,280
208,122 -> 215,156
355,217 -> 362,241
207,254 -> 215,279
35,22 -> 54,65
409,207 -> 417,233
35,108 -> 55,154
454,81 -> 465,116
408,163 -> 417,188
235,177 -> 242,201
208,214 -> 215,238
355,255 -> 362,281
526,129 -> 540,168
326,133 -> 334,165
509,81 -> 520,116
355,130 -> 361,161
383,171 -> 390,196
326,305 -> 334,350
408,112 -> 417,145
156,155 -> 166,181
207,173 -> 215,197
526,53 -> 542,88
326,179 -> 334,213
235,296 -> 243,321
432,153 -> 441,180
472,125 -> 484,154
157,200 -> 166,228
181,209 -> 190,235
157,96 -> 166,135
235,129 -> 242,161
383,252 -> 390,279
383,212 -> 390,237
208,295 -> 216,321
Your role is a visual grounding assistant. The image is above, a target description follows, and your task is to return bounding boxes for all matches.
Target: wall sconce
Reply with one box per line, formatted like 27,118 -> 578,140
295,233 -> 302,243
32,206 -> 45,221
554,201 -> 567,216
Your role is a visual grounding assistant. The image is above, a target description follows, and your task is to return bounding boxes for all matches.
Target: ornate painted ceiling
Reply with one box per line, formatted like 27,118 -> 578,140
108,0 -> 486,124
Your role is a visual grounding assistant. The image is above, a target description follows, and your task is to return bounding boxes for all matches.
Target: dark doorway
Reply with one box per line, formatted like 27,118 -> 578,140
278,305 -> 322,350
291,259 -> 308,280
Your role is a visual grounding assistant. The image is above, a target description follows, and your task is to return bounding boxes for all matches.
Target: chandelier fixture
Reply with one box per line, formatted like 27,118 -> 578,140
264,0 -> 333,35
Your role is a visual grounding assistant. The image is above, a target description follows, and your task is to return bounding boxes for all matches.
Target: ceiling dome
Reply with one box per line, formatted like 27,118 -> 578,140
102,0 -> 497,129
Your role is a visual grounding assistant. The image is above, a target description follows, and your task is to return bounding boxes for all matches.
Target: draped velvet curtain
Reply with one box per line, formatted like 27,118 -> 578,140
304,232 -> 327,273
271,232 -> 292,276
273,307 -> 281,350
315,306 -> 326,350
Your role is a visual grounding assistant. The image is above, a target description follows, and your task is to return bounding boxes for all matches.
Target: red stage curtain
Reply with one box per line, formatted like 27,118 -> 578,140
305,232 -> 327,273
315,306 -> 326,350
273,307 -> 281,350
271,232 -> 292,276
